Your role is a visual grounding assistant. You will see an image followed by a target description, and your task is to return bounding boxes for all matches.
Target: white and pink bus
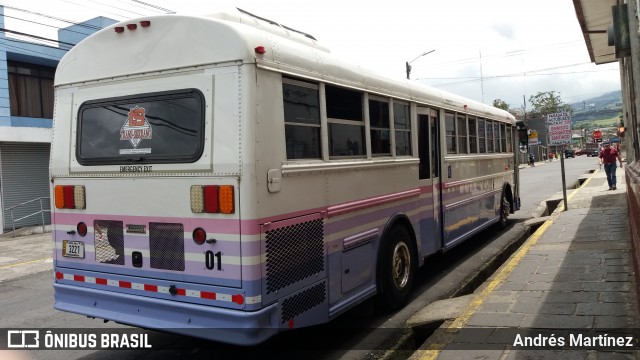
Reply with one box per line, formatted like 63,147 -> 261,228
50,9 -> 519,345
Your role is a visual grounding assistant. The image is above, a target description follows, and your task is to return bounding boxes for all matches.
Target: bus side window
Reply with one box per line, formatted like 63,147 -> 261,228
457,113 -> 468,154
445,112 -> 456,154
393,101 -> 412,156
418,113 -> 430,179
478,118 -> 486,153
486,120 -> 494,153
468,116 -> 478,153
500,124 -> 507,153
326,85 -> 365,158
283,78 -> 321,160
369,97 -> 391,156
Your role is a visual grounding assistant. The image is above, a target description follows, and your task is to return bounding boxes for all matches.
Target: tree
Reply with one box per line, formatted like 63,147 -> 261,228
492,99 -> 509,111
528,91 -> 572,117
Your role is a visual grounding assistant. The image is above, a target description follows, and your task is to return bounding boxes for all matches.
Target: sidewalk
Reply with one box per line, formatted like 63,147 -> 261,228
0,226 -> 52,283
410,166 -> 640,359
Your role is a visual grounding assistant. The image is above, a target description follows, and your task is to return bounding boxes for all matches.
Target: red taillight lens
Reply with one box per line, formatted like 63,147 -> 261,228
255,46 -> 266,54
203,186 -> 219,213
127,24 -> 137,30
77,222 -> 87,237
140,20 -> 151,27
63,186 -> 75,209
114,26 -> 124,33
193,228 -> 206,245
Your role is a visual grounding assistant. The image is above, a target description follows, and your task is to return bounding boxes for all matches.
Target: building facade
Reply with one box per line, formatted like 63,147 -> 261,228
0,6 -> 115,233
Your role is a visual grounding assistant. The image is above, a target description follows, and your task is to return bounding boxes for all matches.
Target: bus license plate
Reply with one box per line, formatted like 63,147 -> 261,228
63,240 -> 85,258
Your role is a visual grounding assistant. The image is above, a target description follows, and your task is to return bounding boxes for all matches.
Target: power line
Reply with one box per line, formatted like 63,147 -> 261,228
112,0 -> 169,14
60,0 -> 142,20
425,41 -> 586,70
1,4 -> 104,30
0,1 -> 176,56
418,63 -> 617,87
0,27 -> 75,47
128,0 -> 174,13
0,38 -> 67,57
2,13 -> 95,37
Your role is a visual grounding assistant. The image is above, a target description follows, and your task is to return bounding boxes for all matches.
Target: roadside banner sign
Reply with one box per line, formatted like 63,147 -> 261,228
528,130 -> 538,145
546,112 -> 572,146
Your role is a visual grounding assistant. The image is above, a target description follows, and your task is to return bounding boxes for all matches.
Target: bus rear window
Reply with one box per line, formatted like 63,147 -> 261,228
76,89 -> 205,165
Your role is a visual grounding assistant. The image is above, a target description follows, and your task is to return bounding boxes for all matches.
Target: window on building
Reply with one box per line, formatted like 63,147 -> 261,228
445,112 -> 456,154
394,101 -> 412,156
8,61 -> 55,118
283,78 -> 321,159
326,85 -> 364,157
369,97 -> 390,156
457,114 -> 468,154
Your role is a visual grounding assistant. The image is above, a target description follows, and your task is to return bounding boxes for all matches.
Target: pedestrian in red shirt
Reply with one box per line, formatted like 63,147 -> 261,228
598,143 -> 623,190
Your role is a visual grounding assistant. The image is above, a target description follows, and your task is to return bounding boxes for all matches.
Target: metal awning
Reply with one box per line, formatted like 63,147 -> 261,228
572,0 -> 618,64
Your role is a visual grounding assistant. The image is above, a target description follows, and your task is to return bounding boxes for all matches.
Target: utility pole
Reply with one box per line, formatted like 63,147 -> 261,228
479,50 -> 485,103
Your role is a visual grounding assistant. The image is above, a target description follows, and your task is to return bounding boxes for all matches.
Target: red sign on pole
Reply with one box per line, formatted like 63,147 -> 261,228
546,112 -> 572,146
592,130 -> 603,139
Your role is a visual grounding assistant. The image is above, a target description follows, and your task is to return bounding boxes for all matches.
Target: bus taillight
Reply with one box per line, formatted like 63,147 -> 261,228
54,185 -> 86,209
190,185 -> 235,214
218,186 -> 234,214
77,222 -> 88,237
193,228 -> 206,245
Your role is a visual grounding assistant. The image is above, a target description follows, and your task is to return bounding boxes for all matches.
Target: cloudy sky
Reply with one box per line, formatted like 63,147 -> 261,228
1,0 -> 621,110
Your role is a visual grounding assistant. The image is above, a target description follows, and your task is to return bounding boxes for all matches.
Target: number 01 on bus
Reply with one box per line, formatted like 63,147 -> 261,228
50,9 -> 520,345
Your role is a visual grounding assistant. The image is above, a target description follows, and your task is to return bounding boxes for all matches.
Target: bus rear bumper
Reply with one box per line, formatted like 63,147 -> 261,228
54,283 -> 279,346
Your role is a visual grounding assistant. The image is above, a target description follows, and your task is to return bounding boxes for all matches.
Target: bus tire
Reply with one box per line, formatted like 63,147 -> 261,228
377,225 -> 416,311
498,191 -> 510,228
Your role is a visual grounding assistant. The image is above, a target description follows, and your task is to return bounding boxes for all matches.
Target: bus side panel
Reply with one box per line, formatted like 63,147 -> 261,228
417,183 -> 440,258
442,156 -> 515,249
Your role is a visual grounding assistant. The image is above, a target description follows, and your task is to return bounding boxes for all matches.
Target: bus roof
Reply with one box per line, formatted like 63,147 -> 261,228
55,8 -> 514,124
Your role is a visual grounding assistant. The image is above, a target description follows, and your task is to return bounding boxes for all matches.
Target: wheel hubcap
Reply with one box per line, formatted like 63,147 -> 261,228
392,243 -> 410,289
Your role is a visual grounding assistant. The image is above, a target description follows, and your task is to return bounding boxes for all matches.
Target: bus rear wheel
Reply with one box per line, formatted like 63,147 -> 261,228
378,225 -> 415,310
499,192 -> 510,228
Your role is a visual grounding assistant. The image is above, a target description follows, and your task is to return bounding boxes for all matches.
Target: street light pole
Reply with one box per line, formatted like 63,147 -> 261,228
406,49 -> 435,80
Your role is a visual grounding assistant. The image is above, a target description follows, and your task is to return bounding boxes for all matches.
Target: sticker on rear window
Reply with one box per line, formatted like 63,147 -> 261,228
120,106 -> 152,155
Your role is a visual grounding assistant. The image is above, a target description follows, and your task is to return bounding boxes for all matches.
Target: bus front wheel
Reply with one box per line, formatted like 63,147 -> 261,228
378,225 -> 416,310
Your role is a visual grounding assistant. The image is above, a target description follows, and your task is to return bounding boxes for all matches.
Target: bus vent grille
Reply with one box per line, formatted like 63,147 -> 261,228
94,220 -> 124,265
149,222 -> 185,271
281,282 -> 326,324
265,219 -> 324,294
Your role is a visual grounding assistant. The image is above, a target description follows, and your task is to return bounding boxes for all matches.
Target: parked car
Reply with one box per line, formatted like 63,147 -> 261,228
564,149 -> 575,158
588,149 -> 599,157
575,149 -> 587,156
